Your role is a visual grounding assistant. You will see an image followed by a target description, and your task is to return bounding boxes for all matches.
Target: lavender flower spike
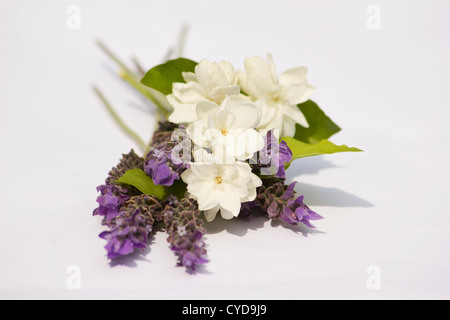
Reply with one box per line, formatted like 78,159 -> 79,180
99,194 -> 163,259
144,142 -> 190,186
255,179 -> 323,228
253,130 -> 293,179
280,184 -> 323,227
163,197 -> 208,273
93,184 -> 129,223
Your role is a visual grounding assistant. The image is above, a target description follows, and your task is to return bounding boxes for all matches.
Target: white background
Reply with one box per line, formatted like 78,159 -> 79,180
1,0 -> 449,300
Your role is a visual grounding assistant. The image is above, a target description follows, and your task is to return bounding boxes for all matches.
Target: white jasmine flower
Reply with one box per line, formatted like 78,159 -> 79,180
187,96 -> 265,162
239,53 -> 316,138
181,161 -> 262,221
167,59 -> 241,124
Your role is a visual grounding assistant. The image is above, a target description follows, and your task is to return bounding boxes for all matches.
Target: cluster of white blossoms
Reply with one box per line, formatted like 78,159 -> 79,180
168,54 -> 316,221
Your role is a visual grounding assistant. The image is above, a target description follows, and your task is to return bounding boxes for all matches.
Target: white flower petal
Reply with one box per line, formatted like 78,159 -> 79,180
168,95 -> 198,124
261,111 -> 284,135
227,101 -> 261,130
279,66 -> 308,87
255,98 -> 278,129
244,56 -> 276,98
218,193 -> 241,217
193,183 -> 221,211
169,60 -> 240,120
256,97 -> 286,129
237,69 -> 250,96
172,82 -> 206,103
241,179 -> 260,202
280,116 -> 297,138
281,83 -> 316,106
196,100 -> 219,123
187,121 -> 207,149
182,71 -> 197,83
204,205 -> 220,222
180,167 -> 195,184
250,172 -> 263,188
218,60 -> 238,84
232,129 -> 265,161
195,60 -> 229,98
238,164 -> 262,203
197,194 -> 220,211
282,104 -> 309,128
220,207 -> 237,220
224,85 -> 241,97
266,53 -> 279,85
213,105 -> 235,131
189,163 -> 218,179
227,163 -> 256,193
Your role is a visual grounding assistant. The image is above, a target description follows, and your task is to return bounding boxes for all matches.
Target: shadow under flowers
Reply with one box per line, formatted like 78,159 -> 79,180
287,155 -> 374,208
294,183 -> 374,208
204,213 -> 268,237
287,155 -> 339,176
203,212 -> 324,238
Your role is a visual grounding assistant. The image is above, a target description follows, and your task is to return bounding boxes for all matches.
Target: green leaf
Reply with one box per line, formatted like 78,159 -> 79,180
293,100 -> 341,144
140,58 -> 198,95
114,169 -> 166,200
113,168 -> 187,200
113,169 -> 187,200
282,137 -> 362,165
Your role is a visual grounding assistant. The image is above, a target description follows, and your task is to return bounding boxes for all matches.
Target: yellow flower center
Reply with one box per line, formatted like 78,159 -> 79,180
214,176 -> 223,184
271,91 -> 281,102
221,128 -> 229,136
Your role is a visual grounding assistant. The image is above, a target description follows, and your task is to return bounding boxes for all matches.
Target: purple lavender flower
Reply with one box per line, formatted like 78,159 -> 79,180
242,178 -> 323,228
93,184 -> 129,223
94,150 -> 146,222
99,194 -> 163,259
144,142 -> 190,186
99,221 -> 147,259
253,130 -> 293,178
163,198 -> 208,273
239,200 -> 263,218
268,182 -> 323,227
144,122 -> 192,186
181,251 -> 208,271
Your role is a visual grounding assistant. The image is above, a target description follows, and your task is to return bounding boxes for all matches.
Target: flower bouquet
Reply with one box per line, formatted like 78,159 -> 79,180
93,37 -> 361,273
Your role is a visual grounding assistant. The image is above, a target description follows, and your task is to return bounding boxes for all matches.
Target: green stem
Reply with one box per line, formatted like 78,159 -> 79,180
96,40 -> 171,117
93,86 -> 147,153
119,70 -> 170,117
175,23 -> 189,58
131,57 -> 146,76
96,40 -> 135,76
